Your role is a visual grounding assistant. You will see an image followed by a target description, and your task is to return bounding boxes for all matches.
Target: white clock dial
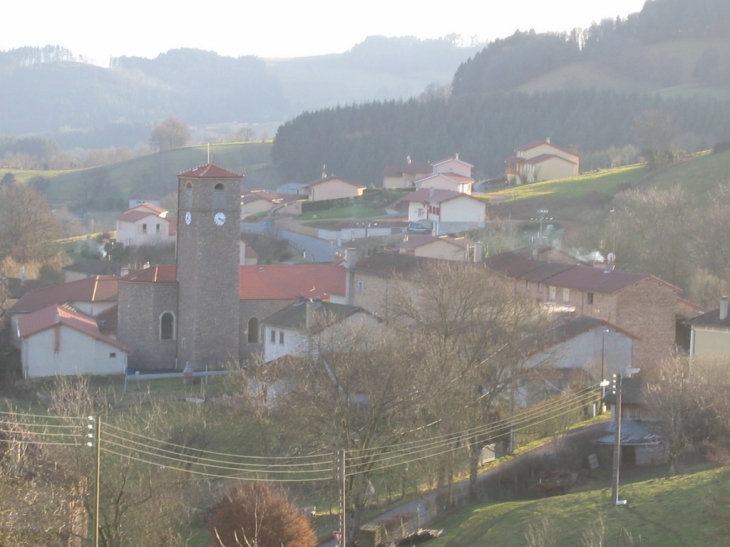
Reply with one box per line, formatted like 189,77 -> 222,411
185,211 -> 192,225
214,212 -> 226,226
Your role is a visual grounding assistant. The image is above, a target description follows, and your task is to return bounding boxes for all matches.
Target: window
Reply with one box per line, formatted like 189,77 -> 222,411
562,288 -> 570,303
270,330 -> 276,343
357,280 -> 364,293
109,352 -> 116,358
248,317 -> 259,343
160,312 -> 175,340
279,331 -> 284,345
548,286 -> 556,301
185,182 -> 193,209
214,183 -> 226,209
156,223 -> 161,234
141,223 -> 147,234
587,292 -> 594,305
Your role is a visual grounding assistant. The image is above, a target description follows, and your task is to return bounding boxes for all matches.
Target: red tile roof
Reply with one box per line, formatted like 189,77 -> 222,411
117,210 -> 163,223
120,265 -> 177,283
304,176 -> 365,189
17,304 -> 131,352
9,276 -> 119,314
397,234 -> 472,251
239,264 -> 346,300
178,164 -> 243,178
130,202 -> 168,215
524,153 -> 577,165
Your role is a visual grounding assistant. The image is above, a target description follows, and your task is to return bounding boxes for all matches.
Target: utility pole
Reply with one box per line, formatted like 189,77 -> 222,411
87,416 -> 101,547
338,450 -> 347,547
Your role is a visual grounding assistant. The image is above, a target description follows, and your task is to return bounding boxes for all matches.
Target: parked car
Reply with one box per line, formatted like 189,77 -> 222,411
407,222 -> 431,233
261,220 -> 274,227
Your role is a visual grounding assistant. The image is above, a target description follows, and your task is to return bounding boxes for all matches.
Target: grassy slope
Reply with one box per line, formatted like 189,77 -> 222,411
486,149 -> 730,223
0,142 -> 282,209
430,466 -> 729,547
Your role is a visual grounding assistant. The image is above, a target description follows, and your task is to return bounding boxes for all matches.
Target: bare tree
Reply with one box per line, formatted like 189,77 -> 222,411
391,261 -> 555,500
0,184 -> 61,264
149,117 -> 191,151
209,482 -> 317,547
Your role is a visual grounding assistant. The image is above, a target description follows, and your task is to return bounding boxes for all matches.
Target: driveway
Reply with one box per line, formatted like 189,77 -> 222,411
241,222 -> 340,263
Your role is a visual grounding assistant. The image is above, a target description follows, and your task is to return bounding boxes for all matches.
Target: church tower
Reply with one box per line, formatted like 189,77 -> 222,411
176,164 -> 243,370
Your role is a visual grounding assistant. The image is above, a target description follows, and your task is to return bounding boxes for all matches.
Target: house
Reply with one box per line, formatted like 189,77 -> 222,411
241,191 -> 291,217
687,296 -> 730,362
402,188 -> 486,231
505,139 -> 580,184
262,298 -> 375,363
414,173 -> 474,195
382,157 -> 433,189
116,202 -> 176,248
7,275 -> 119,345
432,153 -> 473,178
396,234 -> 482,262
525,316 -> 638,386
63,259 -> 121,282
303,175 -> 366,202
17,304 -> 130,378
484,249 -> 683,370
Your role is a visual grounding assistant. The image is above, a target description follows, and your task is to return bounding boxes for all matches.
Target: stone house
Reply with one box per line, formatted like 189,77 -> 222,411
484,250 -> 684,370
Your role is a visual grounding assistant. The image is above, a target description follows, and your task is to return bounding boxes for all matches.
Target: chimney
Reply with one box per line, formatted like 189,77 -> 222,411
546,137 -> 551,144
306,299 -> 317,330
344,248 -> 357,305
322,164 -> 327,178
455,152 -> 459,160
406,155 -> 411,164
721,296 -> 729,321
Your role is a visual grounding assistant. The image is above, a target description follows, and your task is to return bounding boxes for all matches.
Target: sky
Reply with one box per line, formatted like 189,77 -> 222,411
3,0 -> 648,65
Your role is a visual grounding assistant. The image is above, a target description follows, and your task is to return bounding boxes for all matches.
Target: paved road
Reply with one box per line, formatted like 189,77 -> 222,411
319,420 -> 609,547
241,222 -> 340,263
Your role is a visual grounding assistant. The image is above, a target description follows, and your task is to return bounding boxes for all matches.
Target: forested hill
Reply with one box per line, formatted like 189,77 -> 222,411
0,38 -> 477,149
271,92 -> 730,183
272,0 -> 730,184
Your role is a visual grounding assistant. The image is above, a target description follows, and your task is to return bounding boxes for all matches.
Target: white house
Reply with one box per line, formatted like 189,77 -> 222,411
432,153 -> 473,178
262,299 -> 376,363
402,188 -> 486,226
414,172 -> 474,195
17,305 -> 130,378
116,202 -> 176,248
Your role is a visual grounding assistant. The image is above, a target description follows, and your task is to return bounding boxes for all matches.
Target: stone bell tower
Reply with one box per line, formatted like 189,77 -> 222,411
176,164 -> 242,370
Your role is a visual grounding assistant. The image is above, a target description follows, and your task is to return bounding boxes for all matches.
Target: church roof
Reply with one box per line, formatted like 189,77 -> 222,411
120,265 -> 177,283
178,164 -> 243,179
239,264 -> 346,300
8,276 -> 118,314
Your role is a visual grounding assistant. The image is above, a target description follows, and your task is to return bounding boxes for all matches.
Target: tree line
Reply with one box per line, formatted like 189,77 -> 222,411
272,90 -> 730,183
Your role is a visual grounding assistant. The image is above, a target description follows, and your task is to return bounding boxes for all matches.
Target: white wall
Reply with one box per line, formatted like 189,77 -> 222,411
22,326 -> 128,378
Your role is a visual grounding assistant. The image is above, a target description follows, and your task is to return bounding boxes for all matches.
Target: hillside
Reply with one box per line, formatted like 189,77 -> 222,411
429,465 -> 730,547
0,142 -> 280,212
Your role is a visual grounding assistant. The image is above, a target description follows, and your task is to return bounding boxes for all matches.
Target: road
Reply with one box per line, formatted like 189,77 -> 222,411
241,222 -> 340,263
319,420 -> 609,547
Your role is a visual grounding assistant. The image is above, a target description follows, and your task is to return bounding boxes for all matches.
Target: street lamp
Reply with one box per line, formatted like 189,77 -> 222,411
611,367 -> 640,507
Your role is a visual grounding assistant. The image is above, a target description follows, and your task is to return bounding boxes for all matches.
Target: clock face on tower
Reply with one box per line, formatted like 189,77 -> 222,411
214,212 -> 226,226
184,211 -> 191,225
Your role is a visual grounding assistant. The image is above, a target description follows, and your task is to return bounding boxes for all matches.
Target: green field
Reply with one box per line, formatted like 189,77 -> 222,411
0,142 -> 281,211
430,465 -> 729,547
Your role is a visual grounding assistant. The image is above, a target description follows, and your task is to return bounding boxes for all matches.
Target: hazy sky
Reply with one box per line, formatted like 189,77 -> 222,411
3,0 -> 647,65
